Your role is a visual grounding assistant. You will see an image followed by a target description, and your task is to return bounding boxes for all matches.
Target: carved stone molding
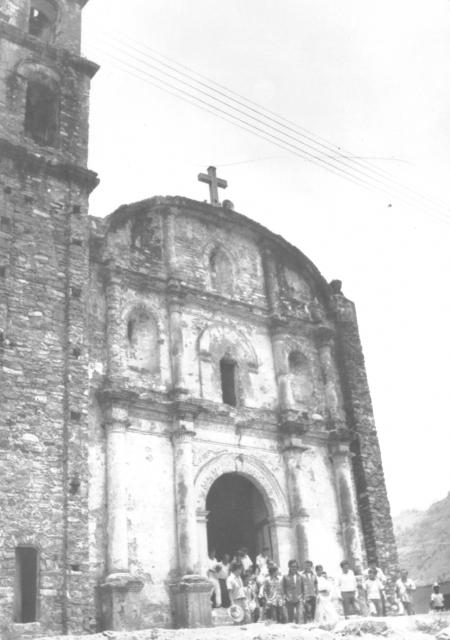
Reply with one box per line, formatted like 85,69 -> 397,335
194,451 -> 289,518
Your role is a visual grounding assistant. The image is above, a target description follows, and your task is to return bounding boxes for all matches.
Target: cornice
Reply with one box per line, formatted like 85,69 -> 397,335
0,21 -> 99,78
0,138 -> 99,193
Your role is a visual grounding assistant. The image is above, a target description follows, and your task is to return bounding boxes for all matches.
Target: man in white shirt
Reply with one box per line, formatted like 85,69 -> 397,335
238,547 -> 253,572
337,560 -> 358,618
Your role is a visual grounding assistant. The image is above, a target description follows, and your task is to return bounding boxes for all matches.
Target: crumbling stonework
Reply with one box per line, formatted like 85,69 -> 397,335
0,1 -> 397,637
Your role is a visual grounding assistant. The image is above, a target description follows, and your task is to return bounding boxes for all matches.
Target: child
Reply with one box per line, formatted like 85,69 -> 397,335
395,570 -> 416,615
263,565 -> 285,623
365,568 -> 384,616
430,583 -> 445,612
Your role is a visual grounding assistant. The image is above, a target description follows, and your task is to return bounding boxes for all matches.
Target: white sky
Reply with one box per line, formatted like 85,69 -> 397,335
82,0 -> 450,516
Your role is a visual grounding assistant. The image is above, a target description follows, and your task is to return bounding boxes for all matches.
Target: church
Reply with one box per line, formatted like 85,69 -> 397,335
0,0 -> 398,636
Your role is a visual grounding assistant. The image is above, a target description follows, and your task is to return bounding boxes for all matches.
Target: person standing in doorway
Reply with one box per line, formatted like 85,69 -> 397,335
239,548 -> 253,572
217,553 -> 231,608
207,549 -> 222,608
282,560 -> 302,623
337,560 -> 358,618
256,546 -> 271,579
395,570 -> 416,615
300,560 -> 318,623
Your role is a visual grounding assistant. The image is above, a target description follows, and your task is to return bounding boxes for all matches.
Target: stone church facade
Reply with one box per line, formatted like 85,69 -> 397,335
0,0 -> 398,636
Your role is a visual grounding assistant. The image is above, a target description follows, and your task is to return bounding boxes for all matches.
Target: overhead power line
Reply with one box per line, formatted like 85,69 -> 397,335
85,36 -> 450,226
93,29 -> 450,217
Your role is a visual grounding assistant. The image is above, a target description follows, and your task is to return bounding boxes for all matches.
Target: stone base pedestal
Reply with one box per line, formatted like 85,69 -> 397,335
99,572 -> 144,631
170,575 -> 213,628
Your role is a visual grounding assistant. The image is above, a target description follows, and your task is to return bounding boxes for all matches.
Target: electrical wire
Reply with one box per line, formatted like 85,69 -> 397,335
90,30 -> 450,218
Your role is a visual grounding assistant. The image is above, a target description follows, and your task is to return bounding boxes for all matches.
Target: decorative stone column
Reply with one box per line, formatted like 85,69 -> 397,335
330,439 -> 363,567
99,398 -> 143,631
316,327 -> 346,429
170,407 -> 212,628
282,439 -> 311,565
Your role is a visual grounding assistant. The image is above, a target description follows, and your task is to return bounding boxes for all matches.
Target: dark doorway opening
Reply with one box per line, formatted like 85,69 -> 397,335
220,358 -> 237,406
206,473 -> 271,561
14,547 -> 38,623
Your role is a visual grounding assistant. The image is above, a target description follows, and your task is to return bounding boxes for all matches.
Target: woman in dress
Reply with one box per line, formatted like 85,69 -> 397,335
315,565 -> 340,628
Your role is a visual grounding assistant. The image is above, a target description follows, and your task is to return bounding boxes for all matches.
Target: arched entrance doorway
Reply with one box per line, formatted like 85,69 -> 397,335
206,473 -> 271,560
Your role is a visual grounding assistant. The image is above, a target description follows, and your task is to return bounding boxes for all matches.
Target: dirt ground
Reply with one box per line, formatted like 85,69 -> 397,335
38,612 -> 450,640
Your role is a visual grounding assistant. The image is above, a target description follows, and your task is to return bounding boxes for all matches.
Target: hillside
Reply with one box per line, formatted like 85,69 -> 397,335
394,492 -> 450,585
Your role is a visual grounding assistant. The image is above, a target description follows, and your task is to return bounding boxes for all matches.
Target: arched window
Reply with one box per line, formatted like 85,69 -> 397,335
209,247 -> 233,295
25,80 -> 59,146
220,357 -> 238,406
29,0 -> 58,42
288,350 -> 314,410
14,546 -> 38,623
126,308 -> 160,374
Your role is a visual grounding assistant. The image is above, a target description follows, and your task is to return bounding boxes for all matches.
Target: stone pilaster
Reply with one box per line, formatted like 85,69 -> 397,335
104,406 -> 129,577
168,293 -> 187,396
332,286 -> 398,574
99,398 -> 143,631
315,327 -> 346,429
170,407 -> 212,628
329,438 -> 364,568
105,267 -> 123,382
272,329 -> 294,412
261,245 -> 281,316
172,415 -> 198,574
281,438 -> 311,565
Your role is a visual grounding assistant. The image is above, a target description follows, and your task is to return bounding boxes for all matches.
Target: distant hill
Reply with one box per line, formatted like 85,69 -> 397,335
393,492 -> 450,585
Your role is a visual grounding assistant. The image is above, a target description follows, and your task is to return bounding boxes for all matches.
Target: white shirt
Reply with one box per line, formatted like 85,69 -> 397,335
363,567 -> 387,585
338,570 -> 357,593
396,578 -> 415,602
365,578 -> 384,600
226,573 -> 245,601
241,554 -> 252,571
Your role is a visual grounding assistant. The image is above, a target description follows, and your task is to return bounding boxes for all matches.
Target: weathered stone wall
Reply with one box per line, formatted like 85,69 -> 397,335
0,0 -> 97,636
332,290 -> 398,577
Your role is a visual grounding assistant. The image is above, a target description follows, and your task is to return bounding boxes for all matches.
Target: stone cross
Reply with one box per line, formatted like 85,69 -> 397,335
198,166 -> 227,206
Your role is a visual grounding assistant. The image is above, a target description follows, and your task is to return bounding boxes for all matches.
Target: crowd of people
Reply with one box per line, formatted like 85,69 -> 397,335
206,547 -> 436,625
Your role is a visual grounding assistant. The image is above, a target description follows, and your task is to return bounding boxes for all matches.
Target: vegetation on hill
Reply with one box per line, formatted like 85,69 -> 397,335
394,492 -> 450,585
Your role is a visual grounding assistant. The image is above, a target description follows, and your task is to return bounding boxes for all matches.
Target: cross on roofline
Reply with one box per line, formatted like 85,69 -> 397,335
198,166 -> 227,206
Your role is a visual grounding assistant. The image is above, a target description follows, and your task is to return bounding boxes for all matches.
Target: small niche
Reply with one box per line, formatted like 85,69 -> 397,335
29,0 -> 58,42
70,410 -> 81,422
71,287 -> 81,299
0,266 -> 6,278
72,205 -> 81,214
69,474 -> 81,495
70,563 -> 81,572
71,238 -> 83,247
24,195 -> 34,204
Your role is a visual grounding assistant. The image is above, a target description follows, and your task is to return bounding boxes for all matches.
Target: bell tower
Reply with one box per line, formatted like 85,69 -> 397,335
0,0 -> 98,635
